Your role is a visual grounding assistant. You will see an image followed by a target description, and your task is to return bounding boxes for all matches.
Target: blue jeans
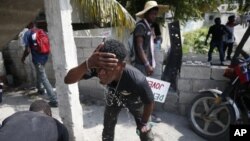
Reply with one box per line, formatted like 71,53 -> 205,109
34,63 -> 57,103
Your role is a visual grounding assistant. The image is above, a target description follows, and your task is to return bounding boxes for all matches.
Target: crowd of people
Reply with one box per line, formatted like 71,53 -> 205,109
1,1 -> 167,141
2,0 -> 249,141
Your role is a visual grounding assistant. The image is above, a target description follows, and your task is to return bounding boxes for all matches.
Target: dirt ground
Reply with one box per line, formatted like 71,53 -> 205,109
0,86 -> 205,141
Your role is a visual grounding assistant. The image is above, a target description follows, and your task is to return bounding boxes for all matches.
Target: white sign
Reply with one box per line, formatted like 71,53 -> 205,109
146,77 -> 170,103
100,30 -> 112,38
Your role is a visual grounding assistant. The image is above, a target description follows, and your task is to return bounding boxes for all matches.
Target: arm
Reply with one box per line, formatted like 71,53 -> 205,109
137,78 -> 155,133
64,47 -> 118,84
141,102 -> 154,124
21,47 -> 30,64
135,36 -> 153,76
204,28 -> 211,45
135,36 -> 150,66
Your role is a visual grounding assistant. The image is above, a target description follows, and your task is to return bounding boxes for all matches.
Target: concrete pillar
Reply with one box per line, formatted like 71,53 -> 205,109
44,0 -> 84,141
0,52 -> 6,77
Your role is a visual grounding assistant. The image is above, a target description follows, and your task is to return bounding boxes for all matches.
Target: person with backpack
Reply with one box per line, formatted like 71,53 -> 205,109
21,22 -> 58,107
131,1 -> 167,123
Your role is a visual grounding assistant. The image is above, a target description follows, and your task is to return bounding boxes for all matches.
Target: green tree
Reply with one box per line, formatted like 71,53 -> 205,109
118,0 -> 249,21
74,0 -> 136,36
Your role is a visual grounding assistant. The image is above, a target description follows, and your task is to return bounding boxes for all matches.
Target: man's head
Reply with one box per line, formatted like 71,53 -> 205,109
29,100 -> 52,117
97,39 -> 127,85
214,17 -> 221,25
135,1 -> 168,23
144,7 -> 159,23
228,15 -> 235,22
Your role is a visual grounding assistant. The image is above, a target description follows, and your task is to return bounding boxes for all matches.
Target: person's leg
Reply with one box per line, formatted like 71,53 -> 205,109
217,42 -> 224,63
34,63 -> 45,94
226,43 -> 234,60
127,100 -> 154,141
35,63 -> 57,105
223,42 -> 228,60
102,105 -> 122,141
208,42 -> 215,62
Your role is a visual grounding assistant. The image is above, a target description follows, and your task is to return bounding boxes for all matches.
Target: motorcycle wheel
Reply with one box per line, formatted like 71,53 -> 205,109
188,92 -> 235,140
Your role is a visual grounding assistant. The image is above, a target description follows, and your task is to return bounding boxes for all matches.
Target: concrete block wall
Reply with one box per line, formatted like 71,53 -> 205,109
177,63 -> 229,115
3,38 -> 232,117
75,36 -> 106,99
3,40 -> 30,85
2,37 -> 105,98
0,52 -> 6,77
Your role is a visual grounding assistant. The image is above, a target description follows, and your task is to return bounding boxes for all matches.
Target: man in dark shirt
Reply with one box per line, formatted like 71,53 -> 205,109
64,39 -> 155,141
205,17 -> 231,65
0,100 -> 69,141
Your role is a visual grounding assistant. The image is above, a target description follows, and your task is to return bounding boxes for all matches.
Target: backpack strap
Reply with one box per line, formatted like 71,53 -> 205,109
134,20 -> 148,35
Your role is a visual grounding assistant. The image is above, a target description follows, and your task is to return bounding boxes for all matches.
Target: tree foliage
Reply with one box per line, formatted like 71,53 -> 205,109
74,0 -> 136,36
117,0 -> 249,21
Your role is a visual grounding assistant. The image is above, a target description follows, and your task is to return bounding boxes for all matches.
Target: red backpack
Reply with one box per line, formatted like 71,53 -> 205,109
31,29 -> 51,54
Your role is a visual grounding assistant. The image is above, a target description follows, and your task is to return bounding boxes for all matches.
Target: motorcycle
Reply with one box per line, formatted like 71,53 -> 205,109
188,57 -> 250,140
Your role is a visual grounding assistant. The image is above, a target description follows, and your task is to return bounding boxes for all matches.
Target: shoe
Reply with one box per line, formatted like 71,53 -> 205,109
151,114 -> 162,123
220,62 -> 224,66
48,101 -> 58,107
226,57 -> 231,60
37,90 -> 46,95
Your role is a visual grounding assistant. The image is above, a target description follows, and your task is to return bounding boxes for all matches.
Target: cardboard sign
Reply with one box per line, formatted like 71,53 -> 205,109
146,77 -> 170,103
100,30 -> 112,38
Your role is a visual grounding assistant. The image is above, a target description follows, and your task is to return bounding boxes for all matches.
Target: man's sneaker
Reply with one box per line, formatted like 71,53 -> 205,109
37,90 -> 46,95
48,101 -> 58,107
226,56 -> 231,60
151,114 -> 162,123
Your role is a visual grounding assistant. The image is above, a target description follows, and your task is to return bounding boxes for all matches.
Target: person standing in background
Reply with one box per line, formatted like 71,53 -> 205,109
223,15 -> 239,61
205,17 -> 231,65
132,1 -> 167,123
19,23 -> 36,85
21,22 -> 58,107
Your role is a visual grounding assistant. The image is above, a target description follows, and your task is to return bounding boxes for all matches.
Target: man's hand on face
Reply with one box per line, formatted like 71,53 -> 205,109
87,43 -> 118,70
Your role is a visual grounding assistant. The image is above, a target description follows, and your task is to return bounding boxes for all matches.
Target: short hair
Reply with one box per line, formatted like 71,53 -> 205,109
214,17 -> 221,24
29,100 -> 52,117
100,39 -> 127,61
228,15 -> 235,21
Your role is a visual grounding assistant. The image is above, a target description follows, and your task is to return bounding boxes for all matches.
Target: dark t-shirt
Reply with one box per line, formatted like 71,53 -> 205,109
151,22 -> 161,36
208,24 -> 228,42
0,111 -> 69,141
133,20 -> 153,65
84,65 -> 154,105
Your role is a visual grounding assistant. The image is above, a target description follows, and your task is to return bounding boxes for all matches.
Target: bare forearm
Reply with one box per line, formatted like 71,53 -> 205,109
22,48 -> 30,61
64,61 -> 88,84
137,46 -> 149,65
135,37 -> 149,65
141,102 -> 154,123
64,51 -> 118,84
